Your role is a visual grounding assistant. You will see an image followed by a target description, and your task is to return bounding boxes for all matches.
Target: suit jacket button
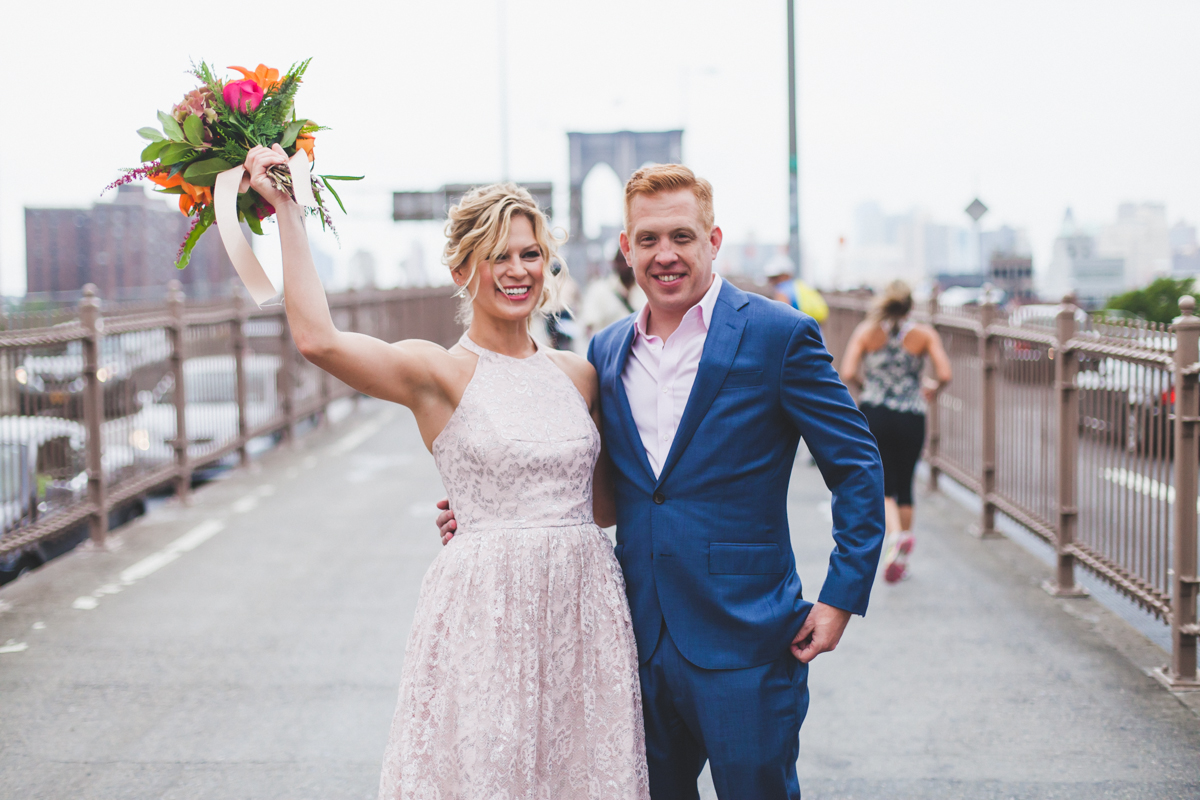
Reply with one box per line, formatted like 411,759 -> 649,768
653,492 -> 665,504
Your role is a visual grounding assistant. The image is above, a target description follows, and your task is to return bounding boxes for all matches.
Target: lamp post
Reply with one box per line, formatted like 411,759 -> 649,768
966,197 -> 989,279
497,0 -> 510,181
787,0 -> 801,279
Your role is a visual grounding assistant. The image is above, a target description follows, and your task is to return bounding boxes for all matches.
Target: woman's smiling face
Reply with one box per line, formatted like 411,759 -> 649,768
462,213 -> 546,325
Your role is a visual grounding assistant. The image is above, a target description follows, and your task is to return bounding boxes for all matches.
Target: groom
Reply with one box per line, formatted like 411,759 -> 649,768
441,165 -> 884,799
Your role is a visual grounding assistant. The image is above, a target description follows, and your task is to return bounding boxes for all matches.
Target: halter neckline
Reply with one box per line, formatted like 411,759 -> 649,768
458,333 -> 541,361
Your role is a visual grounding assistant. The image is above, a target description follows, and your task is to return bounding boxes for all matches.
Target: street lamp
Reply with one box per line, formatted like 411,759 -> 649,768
966,197 -> 988,278
787,0 -> 801,279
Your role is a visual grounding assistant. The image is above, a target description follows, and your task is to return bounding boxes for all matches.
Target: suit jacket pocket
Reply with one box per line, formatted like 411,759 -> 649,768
722,369 -> 764,389
709,542 -> 785,574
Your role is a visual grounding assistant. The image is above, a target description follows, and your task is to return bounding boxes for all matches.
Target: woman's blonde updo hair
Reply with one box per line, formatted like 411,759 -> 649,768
443,182 -> 568,325
871,279 -> 914,333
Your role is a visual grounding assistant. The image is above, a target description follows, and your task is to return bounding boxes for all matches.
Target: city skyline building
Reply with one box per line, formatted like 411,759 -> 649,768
839,201 -> 1031,293
1044,209 -> 1124,308
24,185 -> 236,300
1095,202 -> 1171,289
1043,203 -> 1193,307
1170,220 -> 1200,277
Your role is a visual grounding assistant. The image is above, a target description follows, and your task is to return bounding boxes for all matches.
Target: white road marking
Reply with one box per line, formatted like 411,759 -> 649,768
118,520 -> 225,587
0,639 -> 28,654
72,597 -> 98,610
95,584 -> 121,596
347,454 -> 414,483
329,408 -> 397,456
31,622 -> 45,630
0,599 -> 11,615
232,495 -> 259,514
1101,467 -> 1200,510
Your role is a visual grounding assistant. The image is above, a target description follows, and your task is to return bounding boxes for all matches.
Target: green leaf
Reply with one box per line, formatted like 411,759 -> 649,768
159,143 -> 196,166
176,210 -> 214,269
182,157 -> 233,187
137,127 -> 165,142
320,178 -> 346,214
140,140 -> 168,162
154,186 -> 185,195
245,213 -> 264,235
157,110 -> 185,142
183,114 -> 205,146
319,175 -> 364,181
280,119 -> 308,148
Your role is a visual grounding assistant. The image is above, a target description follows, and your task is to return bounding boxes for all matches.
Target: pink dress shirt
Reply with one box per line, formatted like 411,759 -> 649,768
622,275 -> 723,478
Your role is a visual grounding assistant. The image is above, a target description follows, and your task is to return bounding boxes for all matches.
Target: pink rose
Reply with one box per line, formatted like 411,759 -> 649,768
223,79 -> 264,113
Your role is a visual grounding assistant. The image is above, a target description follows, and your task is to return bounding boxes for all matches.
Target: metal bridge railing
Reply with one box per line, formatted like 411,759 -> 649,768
0,282 -> 459,567
822,291 -> 1200,690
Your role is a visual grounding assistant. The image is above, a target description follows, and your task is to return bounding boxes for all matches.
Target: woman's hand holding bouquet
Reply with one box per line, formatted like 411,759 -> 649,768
107,60 -> 361,285
245,144 -> 300,212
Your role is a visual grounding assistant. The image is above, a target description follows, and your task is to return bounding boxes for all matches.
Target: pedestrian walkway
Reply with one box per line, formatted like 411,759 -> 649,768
1,399 -> 1198,799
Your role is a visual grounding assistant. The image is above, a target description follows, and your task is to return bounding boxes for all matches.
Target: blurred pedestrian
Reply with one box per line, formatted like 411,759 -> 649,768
545,273 -> 582,351
766,257 -> 828,322
839,280 -> 951,583
767,259 -> 801,309
581,248 -> 646,337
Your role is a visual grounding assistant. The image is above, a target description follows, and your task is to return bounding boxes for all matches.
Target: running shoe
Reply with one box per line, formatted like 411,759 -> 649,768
883,531 -> 915,583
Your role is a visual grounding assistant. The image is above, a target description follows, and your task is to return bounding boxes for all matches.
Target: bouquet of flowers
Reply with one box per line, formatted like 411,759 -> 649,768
107,59 -> 361,270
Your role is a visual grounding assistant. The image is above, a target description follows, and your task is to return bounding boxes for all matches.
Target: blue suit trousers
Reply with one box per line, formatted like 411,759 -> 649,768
641,624 -> 810,800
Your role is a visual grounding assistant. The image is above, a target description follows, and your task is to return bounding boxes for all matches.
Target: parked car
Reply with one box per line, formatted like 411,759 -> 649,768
0,416 -> 144,585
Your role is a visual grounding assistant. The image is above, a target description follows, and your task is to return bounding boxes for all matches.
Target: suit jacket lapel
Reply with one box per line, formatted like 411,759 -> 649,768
655,282 -> 749,488
609,320 -> 657,484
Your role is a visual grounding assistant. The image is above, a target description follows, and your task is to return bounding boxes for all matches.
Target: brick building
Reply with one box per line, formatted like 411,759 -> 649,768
25,184 -> 236,299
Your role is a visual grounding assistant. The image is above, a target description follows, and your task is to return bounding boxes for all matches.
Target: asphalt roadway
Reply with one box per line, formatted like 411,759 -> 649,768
1,398 -> 1198,800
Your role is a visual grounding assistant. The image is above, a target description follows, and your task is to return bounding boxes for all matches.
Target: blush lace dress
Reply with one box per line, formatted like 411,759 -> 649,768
377,334 -> 649,800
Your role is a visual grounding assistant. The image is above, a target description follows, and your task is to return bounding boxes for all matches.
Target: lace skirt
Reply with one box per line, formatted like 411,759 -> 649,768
377,523 -> 650,800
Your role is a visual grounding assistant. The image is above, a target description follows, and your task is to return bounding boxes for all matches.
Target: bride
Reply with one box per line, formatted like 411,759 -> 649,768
243,145 -> 649,799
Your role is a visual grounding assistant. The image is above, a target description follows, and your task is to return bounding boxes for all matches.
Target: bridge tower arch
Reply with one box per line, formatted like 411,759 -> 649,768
567,130 -> 683,280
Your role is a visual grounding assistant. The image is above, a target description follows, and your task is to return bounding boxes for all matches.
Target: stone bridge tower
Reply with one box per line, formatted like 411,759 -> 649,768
567,130 -> 683,280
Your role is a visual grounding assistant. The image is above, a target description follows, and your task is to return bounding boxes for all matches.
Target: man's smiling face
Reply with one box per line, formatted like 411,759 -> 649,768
620,189 -> 722,334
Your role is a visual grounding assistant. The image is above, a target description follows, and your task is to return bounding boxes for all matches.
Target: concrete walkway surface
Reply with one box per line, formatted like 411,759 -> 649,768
0,398 -> 1197,800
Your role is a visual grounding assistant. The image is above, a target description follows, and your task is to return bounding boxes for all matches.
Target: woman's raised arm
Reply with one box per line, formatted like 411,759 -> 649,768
245,145 -> 454,411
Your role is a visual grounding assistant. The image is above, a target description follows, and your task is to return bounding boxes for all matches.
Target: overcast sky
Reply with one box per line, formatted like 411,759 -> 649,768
1,0 -> 1197,294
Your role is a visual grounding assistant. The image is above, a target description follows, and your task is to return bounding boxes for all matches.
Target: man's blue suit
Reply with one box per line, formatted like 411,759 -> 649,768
588,279 -> 885,800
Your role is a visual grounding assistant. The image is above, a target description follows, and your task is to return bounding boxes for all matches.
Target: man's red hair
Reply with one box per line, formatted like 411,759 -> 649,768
624,164 -> 714,231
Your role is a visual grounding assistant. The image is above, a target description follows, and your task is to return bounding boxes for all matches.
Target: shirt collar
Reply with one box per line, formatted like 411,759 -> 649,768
634,274 -> 723,340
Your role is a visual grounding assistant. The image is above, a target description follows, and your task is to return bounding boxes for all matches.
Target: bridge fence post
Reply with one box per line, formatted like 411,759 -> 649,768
232,287 -> 249,467
278,309 -> 295,444
167,281 -> 191,504
80,285 -> 107,547
1045,296 -> 1086,596
926,287 -> 941,493
1167,295 -> 1200,687
978,296 -> 999,538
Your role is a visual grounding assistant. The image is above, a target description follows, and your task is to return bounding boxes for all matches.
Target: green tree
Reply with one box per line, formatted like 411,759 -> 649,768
1103,277 -> 1196,324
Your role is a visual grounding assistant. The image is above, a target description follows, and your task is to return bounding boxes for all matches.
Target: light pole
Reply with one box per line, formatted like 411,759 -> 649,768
497,0 -> 510,181
965,197 -> 989,279
787,0 -> 801,279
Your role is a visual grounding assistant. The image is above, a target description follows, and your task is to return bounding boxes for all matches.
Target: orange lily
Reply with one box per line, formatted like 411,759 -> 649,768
294,133 -> 315,161
148,172 -> 183,189
228,64 -> 281,91
149,172 -> 210,214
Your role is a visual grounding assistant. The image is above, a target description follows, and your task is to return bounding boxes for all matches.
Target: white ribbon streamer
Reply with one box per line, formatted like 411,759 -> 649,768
213,151 -> 317,307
